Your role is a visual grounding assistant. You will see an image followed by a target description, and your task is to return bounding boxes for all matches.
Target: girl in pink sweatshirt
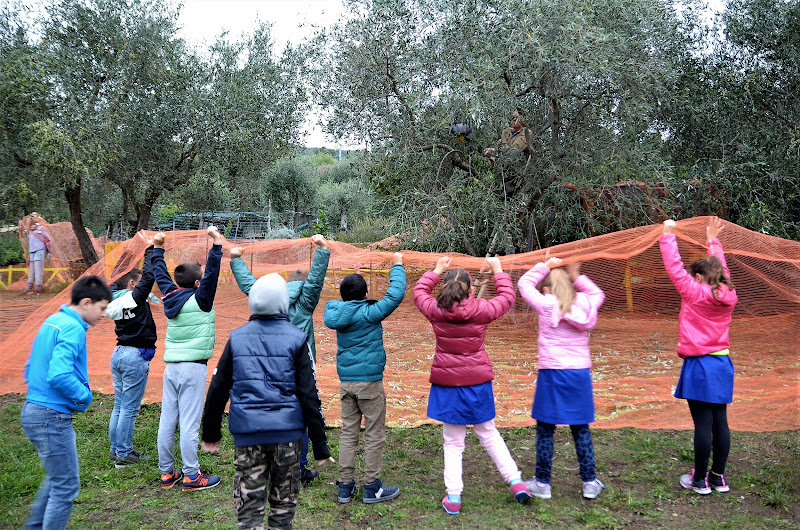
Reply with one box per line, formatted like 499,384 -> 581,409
414,256 -> 531,516
518,257 -> 606,500
660,217 -> 737,495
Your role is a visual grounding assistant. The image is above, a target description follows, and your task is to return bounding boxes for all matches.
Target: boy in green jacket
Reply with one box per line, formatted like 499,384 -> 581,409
324,252 -> 405,504
229,233 -> 330,485
152,226 -> 224,492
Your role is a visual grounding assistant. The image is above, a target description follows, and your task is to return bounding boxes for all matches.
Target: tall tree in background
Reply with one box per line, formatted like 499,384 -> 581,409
311,0 -> 696,253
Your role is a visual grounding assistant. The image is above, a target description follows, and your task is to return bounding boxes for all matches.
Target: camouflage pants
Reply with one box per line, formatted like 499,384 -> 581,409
233,442 -> 301,530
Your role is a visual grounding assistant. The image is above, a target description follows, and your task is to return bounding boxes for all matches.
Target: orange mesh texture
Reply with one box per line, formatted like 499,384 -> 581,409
1,217 -> 798,432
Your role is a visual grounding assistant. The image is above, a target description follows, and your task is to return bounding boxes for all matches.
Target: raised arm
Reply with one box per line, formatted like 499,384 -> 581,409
229,247 -> 256,296
295,235 -> 331,313
367,253 -> 407,322
482,257 -> 515,320
151,232 -> 178,296
131,236 -> 156,305
195,226 -> 223,311
413,256 -> 450,316
518,262 -> 551,311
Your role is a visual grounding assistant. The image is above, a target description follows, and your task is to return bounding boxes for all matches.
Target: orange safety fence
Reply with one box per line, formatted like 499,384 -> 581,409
1,216 -> 798,432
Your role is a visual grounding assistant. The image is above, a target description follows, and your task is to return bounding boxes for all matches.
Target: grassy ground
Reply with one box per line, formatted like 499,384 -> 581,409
1,393 -> 797,529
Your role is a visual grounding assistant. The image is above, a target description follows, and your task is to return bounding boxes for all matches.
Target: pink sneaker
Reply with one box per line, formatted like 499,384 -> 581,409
441,495 -> 461,515
511,481 -> 531,503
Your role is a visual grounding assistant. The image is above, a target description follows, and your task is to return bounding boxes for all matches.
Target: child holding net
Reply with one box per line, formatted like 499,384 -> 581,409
517,256 -> 606,500
660,217 -> 737,495
413,256 -> 531,516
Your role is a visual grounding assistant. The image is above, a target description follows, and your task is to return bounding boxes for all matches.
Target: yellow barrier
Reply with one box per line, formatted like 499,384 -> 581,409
0,265 -> 69,289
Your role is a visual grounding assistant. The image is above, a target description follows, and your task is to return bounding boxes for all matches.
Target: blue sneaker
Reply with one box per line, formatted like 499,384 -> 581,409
337,481 -> 357,503
363,478 -> 400,504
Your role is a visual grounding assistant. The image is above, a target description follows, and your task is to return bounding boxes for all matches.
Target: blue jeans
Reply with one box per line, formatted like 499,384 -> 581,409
109,346 -> 151,458
20,401 -> 80,530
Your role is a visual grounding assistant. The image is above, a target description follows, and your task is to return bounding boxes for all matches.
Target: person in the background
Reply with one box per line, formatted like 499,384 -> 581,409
21,213 -> 52,297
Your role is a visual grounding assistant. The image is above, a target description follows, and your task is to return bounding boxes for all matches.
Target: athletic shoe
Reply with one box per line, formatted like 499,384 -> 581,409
337,481 -> 357,503
160,469 -> 183,489
680,470 -> 712,495
441,495 -> 461,515
114,450 -> 150,469
525,479 -> 552,499
301,467 -> 319,487
707,471 -> 730,493
182,471 -> 221,491
582,479 -> 605,499
362,478 -> 400,503
110,450 -> 117,462
511,480 -> 531,503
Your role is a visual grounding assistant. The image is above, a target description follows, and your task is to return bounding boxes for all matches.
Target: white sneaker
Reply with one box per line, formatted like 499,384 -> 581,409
524,479 -> 552,499
582,479 -> 605,499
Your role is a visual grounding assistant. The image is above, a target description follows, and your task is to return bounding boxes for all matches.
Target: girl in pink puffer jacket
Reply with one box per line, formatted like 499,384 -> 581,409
414,256 -> 531,516
518,257 -> 606,501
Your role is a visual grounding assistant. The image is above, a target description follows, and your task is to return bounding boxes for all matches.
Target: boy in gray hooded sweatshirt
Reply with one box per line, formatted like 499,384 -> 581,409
201,273 -> 333,529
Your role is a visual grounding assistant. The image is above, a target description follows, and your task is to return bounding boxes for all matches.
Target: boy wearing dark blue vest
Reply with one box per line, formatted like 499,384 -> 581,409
152,226 -> 223,491
229,233 -> 331,486
201,273 -> 333,529
324,252 -> 406,504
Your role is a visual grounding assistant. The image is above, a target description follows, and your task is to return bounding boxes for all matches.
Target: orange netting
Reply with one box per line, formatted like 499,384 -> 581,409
1,216 -> 798,432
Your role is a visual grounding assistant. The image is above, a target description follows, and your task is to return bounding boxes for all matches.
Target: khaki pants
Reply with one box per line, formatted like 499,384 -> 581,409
337,380 -> 386,484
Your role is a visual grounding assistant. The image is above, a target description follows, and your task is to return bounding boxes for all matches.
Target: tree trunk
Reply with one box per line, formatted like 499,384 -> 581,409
339,210 -> 348,232
135,202 -> 152,232
64,184 -> 99,266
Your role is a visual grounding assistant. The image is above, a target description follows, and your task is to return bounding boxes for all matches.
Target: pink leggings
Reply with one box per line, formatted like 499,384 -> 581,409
442,420 -> 522,495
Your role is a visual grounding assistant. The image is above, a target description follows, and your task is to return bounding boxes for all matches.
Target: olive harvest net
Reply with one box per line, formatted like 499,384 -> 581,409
1,216 -> 798,431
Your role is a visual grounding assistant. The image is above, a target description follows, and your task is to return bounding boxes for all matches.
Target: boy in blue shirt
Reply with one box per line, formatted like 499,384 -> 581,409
21,275 -> 112,529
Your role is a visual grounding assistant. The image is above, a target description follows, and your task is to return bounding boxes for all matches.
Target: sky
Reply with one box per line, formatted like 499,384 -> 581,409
177,0 -> 350,149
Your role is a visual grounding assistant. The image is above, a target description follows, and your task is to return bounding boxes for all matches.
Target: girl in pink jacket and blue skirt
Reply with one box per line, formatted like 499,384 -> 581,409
660,217 -> 737,495
518,257 -> 606,500
414,256 -> 531,516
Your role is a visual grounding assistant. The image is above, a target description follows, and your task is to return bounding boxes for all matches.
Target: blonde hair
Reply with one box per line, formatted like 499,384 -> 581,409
537,268 -> 576,315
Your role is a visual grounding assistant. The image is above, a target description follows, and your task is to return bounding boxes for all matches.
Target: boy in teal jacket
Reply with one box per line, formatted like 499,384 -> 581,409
21,275 -> 112,528
324,252 -> 405,504
229,234 -> 330,485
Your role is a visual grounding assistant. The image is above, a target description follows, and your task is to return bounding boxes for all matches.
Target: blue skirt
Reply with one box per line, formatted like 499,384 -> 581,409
531,369 -> 595,425
427,381 -> 496,425
674,354 -> 734,404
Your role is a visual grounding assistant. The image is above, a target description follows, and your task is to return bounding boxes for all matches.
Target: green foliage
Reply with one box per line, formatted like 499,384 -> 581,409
0,231 -> 24,266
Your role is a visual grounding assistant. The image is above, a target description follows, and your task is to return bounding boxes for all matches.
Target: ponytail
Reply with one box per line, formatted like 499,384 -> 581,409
536,268 -> 576,314
437,269 -> 472,308
689,256 -> 734,300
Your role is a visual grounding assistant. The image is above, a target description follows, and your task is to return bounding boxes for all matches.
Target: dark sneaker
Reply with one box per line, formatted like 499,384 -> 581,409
362,479 -> 400,504
707,471 -> 730,493
115,450 -> 150,469
160,469 -> 183,489
337,481 -> 357,503
680,469 -> 711,495
110,450 -> 117,463
301,467 -> 319,487
182,471 -> 221,491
